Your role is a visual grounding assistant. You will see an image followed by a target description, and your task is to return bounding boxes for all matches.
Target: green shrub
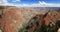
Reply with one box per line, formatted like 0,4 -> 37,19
0,6 -> 4,9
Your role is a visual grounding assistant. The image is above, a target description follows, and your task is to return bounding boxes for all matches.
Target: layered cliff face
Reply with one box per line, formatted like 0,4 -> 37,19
23,10 -> 60,32
0,6 -> 60,32
44,11 -> 60,26
0,6 -> 22,32
0,6 -> 40,32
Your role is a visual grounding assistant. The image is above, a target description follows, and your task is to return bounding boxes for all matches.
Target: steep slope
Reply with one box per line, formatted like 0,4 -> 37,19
23,10 -> 60,32
0,6 -> 40,32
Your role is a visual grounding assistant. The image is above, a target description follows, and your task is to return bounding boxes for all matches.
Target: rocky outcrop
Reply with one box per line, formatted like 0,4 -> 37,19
23,10 -> 60,32
0,6 -> 39,32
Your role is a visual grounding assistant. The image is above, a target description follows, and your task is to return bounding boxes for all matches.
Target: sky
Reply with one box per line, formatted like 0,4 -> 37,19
0,0 -> 60,7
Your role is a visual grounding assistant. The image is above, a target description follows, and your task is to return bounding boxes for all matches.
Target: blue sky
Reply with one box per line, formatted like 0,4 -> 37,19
8,0 -> 60,4
0,0 -> 60,7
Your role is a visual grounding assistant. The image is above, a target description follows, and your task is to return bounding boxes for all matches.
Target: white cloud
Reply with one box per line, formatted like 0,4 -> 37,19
0,0 -> 60,7
39,1 -> 47,5
0,0 -> 8,6
0,0 -> 15,6
12,0 -> 21,2
16,1 -> 60,7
